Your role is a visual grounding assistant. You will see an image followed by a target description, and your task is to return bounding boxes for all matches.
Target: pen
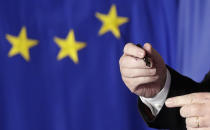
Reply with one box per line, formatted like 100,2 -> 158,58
136,44 -> 151,67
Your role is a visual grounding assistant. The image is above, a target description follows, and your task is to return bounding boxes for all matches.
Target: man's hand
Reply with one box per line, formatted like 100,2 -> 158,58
119,43 -> 167,98
166,93 -> 210,130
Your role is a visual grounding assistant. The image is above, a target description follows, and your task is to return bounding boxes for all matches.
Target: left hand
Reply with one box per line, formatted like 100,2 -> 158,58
165,93 -> 210,130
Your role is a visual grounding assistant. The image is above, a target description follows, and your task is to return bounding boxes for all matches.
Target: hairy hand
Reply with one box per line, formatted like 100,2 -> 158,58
166,93 -> 210,130
119,43 -> 167,98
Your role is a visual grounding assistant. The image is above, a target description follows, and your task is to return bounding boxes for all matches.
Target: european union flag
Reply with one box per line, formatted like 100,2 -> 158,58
4,0 -> 210,130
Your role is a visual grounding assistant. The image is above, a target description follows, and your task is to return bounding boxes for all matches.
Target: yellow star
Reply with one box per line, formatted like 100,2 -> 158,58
54,30 -> 86,63
95,4 -> 129,39
6,27 -> 38,61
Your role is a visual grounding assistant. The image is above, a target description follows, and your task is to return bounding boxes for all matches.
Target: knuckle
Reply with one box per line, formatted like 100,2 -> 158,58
196,94 -> 203,99
185,118 -> 190,124
119,56 -> 127,66
148,68 -> 156,75
124,78 -> 133,87
186,94 -> 194,103
185,118 -> 192,127
180,107 -> 186,117
151,75 -> 159,81
127,82 -> 138,93
120,68 -> 124,75
130,87 -> 136,93
191,93 -> 202,100
129,80 -> 137,88
121,76 -> 128,84
121,69 -> 130,77
119,56 -> 124,65
191,106 -> 199,114
121,76 -> 126,83
186,117 -> 198,128
202,93 -> 210,101
138,49 -> 145,58
204,93 -> 210,98
123,44 -> 129,52
124,43 -> 133,53
190,93 -> 197,97
119,57 -> 123,65
122,77 -> 134,91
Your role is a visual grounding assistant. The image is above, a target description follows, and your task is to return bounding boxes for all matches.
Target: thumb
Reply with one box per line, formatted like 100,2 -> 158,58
143,43 -> 153,55
143,43 -> 163,66
143,43 -> 167,90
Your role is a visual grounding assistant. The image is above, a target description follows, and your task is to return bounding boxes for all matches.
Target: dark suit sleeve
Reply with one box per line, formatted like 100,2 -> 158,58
138,66 -> 209,130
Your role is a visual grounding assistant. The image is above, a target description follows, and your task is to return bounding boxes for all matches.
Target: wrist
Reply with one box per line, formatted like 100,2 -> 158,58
140,68 -> 171,116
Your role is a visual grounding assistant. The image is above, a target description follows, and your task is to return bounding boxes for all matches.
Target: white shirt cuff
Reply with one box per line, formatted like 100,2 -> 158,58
139,69 -> 171,116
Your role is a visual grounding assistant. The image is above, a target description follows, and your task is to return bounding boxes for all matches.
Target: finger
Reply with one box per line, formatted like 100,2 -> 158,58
187,127 -> 210,130
143,43 -> 159,62
180,104 -> 205,118
119,55 -> 152,69
186,117 -> 200,128
165,93 -> 210,107
143,43 -> 153,56
122,75 -> 159,92
120,68 -> 157,78
124,43 -> 146,58
186,116 -> 209,128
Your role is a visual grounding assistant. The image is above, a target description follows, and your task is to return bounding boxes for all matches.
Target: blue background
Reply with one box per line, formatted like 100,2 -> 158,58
0,0 -> 209,130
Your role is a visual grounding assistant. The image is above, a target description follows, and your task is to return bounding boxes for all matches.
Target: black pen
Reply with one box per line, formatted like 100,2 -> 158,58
136,44 -> 151,67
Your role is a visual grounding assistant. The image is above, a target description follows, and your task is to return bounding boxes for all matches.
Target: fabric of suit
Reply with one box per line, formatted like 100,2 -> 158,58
138,67 -> 210,130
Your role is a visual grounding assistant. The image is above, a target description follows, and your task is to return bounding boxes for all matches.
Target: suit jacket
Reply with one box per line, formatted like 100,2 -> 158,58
138,67 -> 210,130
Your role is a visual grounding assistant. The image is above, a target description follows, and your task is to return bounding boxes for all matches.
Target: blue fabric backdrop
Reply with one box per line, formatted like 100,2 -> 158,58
177,0 -> 210,82
0,0 -> 209,130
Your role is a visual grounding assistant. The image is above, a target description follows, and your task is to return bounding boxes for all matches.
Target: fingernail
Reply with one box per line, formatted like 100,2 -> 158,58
165,98 -> 173,106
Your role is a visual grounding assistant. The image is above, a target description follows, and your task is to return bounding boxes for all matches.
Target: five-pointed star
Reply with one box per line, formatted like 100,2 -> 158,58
54,30 -> 86,63
95,4 -> 129,39
6,27 -> 38,61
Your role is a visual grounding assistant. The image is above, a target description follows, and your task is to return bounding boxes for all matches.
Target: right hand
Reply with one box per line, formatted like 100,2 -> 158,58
119,43 -> 167,98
